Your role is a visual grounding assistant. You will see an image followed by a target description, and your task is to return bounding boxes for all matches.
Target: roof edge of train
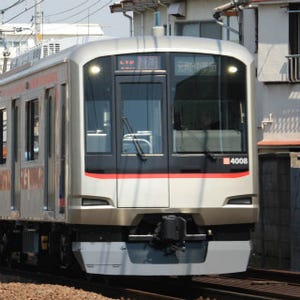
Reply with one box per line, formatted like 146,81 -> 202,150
69,35 -> 254,65
0,35 -> 253,84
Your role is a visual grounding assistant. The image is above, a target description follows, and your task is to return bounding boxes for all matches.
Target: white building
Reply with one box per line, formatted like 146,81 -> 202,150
0,23 -> 104,72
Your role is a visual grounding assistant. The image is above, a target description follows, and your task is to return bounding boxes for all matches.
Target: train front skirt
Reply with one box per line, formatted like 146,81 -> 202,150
72,240 -> 251,276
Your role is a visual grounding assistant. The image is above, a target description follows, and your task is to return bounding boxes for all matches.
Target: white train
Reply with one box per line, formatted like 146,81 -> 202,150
0,36 -> 258,276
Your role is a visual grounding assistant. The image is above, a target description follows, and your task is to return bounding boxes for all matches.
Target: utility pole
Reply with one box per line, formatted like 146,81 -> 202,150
35,0 -> 42,45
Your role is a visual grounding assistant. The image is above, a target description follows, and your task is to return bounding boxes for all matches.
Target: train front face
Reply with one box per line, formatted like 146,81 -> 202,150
70,38 -> 258,276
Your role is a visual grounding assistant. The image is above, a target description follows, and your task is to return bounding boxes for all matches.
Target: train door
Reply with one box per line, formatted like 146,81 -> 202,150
115,75 -> 169,208
11,99 -> 21,211
44,88 -> 56,211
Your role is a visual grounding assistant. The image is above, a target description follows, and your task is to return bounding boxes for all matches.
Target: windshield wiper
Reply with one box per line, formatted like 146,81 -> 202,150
122,116 -> 147,161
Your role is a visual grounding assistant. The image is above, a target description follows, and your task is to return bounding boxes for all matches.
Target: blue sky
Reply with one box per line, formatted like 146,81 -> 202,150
1,0 -> 131,37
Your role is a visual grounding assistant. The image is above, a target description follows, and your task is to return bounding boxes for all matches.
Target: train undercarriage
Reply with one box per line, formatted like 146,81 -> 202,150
0,215 -> 253,275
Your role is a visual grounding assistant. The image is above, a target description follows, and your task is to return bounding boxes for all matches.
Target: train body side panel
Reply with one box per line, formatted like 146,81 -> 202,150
0,63 -> 68,222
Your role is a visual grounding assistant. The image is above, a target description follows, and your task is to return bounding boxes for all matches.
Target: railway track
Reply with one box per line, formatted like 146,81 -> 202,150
194,268 -> 300,299
0,266 -> 300,299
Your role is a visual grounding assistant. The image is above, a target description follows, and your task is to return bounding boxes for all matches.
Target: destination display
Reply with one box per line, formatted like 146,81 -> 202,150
117,55 -> 161,70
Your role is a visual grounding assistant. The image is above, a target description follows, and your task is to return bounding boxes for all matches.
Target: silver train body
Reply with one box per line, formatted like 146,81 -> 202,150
0,36 -> 258,276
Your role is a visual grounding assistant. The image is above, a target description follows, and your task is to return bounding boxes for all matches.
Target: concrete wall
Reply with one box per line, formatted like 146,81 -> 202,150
291,153 -> 300,271
256,83 -> 300,142
257,4 -> 289,82
133,0 -> 236,38
251,154 -> 291,269
242,4 -> 300,144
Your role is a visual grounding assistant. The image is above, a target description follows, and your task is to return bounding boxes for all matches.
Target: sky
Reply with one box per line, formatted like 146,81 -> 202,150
0,0 -> 131,37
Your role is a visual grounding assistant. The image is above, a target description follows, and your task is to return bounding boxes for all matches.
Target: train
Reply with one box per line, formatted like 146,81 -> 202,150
0,35 -> 258,276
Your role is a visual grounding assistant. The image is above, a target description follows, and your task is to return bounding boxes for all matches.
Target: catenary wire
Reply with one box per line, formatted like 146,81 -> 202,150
0,0 -> 25,14
70,0 -> 112,24
3,0 -> 46,24
41,0 -> 111,36
45,0 -> 90,18
48,0 -> 101,23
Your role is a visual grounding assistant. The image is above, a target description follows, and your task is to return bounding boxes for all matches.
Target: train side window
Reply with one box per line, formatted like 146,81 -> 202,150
0,108 -> 7,164
25,99 -> 39,161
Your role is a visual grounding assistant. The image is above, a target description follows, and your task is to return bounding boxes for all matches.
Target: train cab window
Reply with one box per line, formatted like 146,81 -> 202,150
171,53 -> 247,154
121,82 -> 162,154
25,99 -> 39,160
84,57 -> 112,153
0,108 -> 7,164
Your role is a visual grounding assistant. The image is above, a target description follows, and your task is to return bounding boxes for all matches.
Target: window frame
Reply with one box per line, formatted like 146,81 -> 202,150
25,99 -> 39,161
289,4 -> 300,55
0,108 -> 7,164
175,21 -> 222,39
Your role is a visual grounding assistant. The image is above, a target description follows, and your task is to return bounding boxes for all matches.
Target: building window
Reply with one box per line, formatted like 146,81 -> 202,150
175,21 -> 222,39
26,100 -> 39,160
0,109 -> 7,164
288,4 -> 300,81
289,4 -> 300,54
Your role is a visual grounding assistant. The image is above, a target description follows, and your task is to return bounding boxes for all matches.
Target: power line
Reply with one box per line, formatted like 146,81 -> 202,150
48,0 -> 102,23
72,0 -> 112,24
0,0 -> 25,14
3,0 -> 46,24
46,0 -> 90,18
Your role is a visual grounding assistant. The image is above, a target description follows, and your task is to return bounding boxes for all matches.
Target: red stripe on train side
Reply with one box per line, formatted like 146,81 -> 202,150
85,171 -> 249,179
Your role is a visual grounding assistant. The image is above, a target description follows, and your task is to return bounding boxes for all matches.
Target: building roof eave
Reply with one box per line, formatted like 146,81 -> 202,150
110,0 -> 174,13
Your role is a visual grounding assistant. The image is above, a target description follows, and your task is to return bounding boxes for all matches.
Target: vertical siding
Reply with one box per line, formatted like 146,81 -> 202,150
250,154 -> 290,269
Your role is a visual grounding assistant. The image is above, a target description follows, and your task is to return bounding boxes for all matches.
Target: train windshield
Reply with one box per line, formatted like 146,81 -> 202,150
84,57 -> 112,153
84,53 -> 247,159
121,82 -> 162,155
171,53 -> 247,153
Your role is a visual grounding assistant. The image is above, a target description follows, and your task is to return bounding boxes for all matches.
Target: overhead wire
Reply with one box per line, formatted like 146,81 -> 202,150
1,0 -> 114,47
40,0 -> 113,35
39,0 -> 111,36
2,0 -> 113,27
71,0 -> 113,24
45,0 -> 90,18
48,0 -> 101,23
2,0 -> 46,24
1,1 -> 39,53
0,0 -> 25,14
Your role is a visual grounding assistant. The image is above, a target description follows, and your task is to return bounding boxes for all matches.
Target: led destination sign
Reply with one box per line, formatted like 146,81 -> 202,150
117,55 -> 161,70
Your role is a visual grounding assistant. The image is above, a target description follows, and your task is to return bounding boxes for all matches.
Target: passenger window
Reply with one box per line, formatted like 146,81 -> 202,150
0,108 -> 7,164
25,100 -> 39,160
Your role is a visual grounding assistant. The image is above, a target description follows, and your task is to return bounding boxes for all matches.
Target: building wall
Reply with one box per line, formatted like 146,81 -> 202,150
257,83 -> 300,142
251,154 -> 291,269
243,3 -> 300,145
133,0 -> 236,38
257,4 -> 289,82
290,152 -> 300,271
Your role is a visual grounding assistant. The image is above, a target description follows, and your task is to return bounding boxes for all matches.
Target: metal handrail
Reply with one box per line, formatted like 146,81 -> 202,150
286,54 -> 300,82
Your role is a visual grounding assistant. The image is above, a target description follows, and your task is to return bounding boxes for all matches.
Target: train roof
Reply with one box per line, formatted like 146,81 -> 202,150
70,36 -> 254,65
0,36 -> 253,84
